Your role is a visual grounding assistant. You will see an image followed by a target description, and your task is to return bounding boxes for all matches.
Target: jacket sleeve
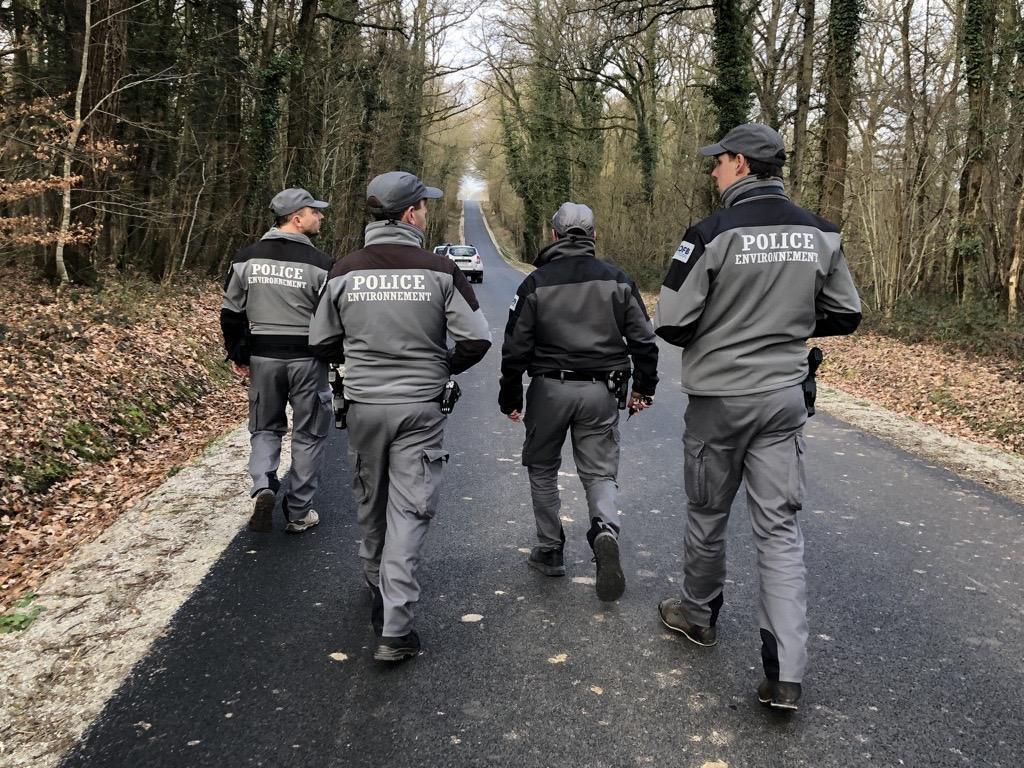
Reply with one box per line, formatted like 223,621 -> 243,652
220,257 -> 250,364
622,281 -> 659,396
445,266 -> 492,375
498,277 -> 536,414
654,227 -> 710,348
813,245 -> 862,337
308,276 -> 346,364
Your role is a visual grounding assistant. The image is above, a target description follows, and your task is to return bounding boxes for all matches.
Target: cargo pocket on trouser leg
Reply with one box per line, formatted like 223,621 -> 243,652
313,389 -> 333,438
786,434 -> 806,511
247,392 -> 260,433
683,435 -> 708,508
416,449 -> 449,519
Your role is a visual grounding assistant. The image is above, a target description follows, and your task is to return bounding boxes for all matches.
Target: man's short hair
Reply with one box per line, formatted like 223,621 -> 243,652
368,197 -> 425,222
275,212 -> 293,227
725,152 -> 783,180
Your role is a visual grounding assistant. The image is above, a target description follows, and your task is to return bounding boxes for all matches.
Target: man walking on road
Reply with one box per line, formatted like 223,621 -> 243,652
499,202 -> 659,602
309,171 -> 491,662
654,124 -> 862,710
221,188 -> 334,534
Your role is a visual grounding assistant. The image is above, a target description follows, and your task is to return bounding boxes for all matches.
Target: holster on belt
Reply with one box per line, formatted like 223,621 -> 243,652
605,369 -> 631,411
802,347 -> 823,417
329,364 -> 349,429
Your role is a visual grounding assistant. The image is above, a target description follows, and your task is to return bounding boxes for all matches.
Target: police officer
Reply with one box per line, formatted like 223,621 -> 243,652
221,188 -> 334,534
654,124 -> 862,710
309,171 -> 491,662
499,202 -> 659,602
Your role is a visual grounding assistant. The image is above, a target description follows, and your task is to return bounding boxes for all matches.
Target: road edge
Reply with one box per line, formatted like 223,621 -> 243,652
0,426 -> 293,768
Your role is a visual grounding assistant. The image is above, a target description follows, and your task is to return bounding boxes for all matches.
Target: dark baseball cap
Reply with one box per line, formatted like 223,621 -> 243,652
551,201 -> 595,237
699,123 -> 786,165
269,187 -> 329,216
366,171 -> 442,214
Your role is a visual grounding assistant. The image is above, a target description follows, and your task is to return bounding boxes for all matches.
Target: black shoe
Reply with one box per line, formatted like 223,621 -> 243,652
248,488 -> 275,532
657,598 -> 717,646
592,531 -> 625,601
366,579 -> 384,637
528,546 -> 566,576
373,631 -> 421,662
757,678 -> 802,710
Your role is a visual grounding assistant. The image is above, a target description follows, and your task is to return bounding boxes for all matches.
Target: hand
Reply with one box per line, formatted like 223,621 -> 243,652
230,361 -> 250,378
506,409 -> 522,422
627,391 -> 653,414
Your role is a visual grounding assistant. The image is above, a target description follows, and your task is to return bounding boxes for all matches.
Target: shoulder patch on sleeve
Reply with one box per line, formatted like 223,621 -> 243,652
673,240 -> 696,263
509,294 -> 519,312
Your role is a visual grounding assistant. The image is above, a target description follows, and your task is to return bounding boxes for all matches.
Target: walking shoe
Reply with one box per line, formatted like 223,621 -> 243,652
592,531 -> 625,601
284,509 -> 319,533
373,631 -> 421,662
248,488 -> 275,532
657,598 -> 718,646
757,678 -> 802,710
528,546 -> 566,576
365,578 -> 384,636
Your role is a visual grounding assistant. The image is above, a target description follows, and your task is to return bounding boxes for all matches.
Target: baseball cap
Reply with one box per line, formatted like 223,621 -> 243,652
551,202 -> 595,237
367,171 -> 442,215
699,123 -> 787,165
269,188 -> 329,216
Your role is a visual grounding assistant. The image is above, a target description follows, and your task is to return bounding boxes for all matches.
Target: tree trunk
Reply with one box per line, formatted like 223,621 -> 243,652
711,0 -> 755,138
789,0 -> 815,203
818,0 -> 862,225
54,0 -> 92,286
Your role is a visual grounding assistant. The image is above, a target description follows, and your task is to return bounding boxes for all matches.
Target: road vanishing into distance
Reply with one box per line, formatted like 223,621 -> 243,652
61,201 -> 1024,767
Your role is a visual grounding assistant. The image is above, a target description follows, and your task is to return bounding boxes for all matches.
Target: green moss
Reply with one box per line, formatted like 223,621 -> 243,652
63,420 -> 116,462
0,593 -> 44,634
11,453 -> 74,494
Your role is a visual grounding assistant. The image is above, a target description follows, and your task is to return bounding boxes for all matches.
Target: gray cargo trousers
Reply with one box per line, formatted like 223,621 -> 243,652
680,384 -> 809,683
248,356 -> 332,517
522,376 -> 621,549
346,402 -> 448,637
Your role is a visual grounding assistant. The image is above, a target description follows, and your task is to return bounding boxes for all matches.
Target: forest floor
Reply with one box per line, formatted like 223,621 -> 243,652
2,246 -> 1024,616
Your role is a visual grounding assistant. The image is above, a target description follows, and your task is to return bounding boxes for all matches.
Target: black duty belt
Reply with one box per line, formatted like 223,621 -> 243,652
538,370 -> 611,382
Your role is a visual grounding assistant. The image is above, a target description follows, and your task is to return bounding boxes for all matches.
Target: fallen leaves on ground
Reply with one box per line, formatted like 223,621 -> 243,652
0,268 -> 246,610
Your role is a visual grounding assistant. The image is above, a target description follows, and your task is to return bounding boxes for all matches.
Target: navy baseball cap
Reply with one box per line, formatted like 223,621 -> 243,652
367,171 -> 442,215
700,123 -> 786,165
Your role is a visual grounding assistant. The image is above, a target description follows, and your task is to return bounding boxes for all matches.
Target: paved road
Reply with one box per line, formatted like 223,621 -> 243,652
62,202 -> 1024,767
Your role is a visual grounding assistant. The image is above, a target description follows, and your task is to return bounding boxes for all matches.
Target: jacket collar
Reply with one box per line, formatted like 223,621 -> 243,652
534,235 -> 597,267
720,176 -> 789,208
363,220 -> 425,248
260,227 -> 315,247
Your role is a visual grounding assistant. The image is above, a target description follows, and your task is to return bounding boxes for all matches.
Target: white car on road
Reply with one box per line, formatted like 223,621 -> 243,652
434,243 -> 483,283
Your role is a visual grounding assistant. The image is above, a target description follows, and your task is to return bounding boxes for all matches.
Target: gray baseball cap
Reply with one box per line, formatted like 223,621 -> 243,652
699,123 -> 787,165
366,171 -> 442,214
551,202 -> 595,237
269,187 -> 329,217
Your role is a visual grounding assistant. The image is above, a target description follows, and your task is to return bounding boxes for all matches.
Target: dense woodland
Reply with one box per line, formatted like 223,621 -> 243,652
1,0 -> 1023,323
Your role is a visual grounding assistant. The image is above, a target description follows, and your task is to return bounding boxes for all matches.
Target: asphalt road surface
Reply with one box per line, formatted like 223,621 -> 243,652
61,202 -> 1024,768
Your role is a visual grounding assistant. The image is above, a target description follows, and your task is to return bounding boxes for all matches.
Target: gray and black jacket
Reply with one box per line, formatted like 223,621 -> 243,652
221,229 -> 332,363
655,176 -> 862,396
499,235 -> 659,414
308,221 -> 491,404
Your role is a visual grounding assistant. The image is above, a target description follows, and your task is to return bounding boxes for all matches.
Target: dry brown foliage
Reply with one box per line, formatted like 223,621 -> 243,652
0,268 -> 245,609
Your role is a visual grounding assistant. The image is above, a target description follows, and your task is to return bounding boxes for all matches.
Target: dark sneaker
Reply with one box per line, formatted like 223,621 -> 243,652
528,546 -> 566,576
658,598 -> 717,646
284,509 -> 319,534
757,678 -> 802,711
593,531 -> 625,601
248,489 -> 275,532
366,579 -> 384,637
373,631 -> 421,662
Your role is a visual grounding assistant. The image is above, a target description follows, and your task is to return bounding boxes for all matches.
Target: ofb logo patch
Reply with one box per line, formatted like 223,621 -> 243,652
509,294 -> 519,311
673,240 -> 695,263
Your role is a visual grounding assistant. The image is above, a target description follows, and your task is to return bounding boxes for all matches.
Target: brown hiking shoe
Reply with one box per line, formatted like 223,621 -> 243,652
657,598 -> 717,646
